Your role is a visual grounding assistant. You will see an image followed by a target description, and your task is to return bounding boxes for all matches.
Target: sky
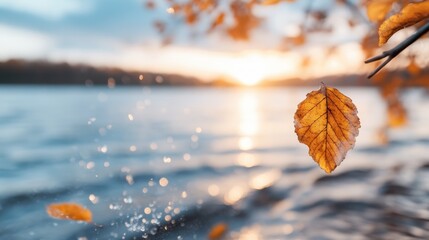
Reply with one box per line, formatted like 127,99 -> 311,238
0,0 -> 427,85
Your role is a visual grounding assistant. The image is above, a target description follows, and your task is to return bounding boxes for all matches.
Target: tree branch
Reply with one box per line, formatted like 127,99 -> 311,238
365,21 -> 429,79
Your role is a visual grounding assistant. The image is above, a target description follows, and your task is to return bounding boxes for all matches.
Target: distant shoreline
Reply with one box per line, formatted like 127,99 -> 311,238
0,59 -> 427,87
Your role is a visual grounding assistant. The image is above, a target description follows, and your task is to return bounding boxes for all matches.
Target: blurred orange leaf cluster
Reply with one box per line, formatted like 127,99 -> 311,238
294,85 -> 360,173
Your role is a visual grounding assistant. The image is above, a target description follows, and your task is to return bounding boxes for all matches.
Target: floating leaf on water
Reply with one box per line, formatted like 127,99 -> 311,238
294,84 -> 360,173
46,203 -> 92,222
208,222 -> 228,240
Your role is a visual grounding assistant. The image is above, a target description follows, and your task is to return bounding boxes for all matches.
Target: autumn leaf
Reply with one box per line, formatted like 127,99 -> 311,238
292,33 -> 306,46
366,0 -> 394,23
209,12 -> 225,32
407,57 -> 421,75
261,0 -> 295,5
208,222 -> 228,240
46,203 -> 92,222
378,1 -> 429,45
294,84 -> 360,173
387,98 -> 407,128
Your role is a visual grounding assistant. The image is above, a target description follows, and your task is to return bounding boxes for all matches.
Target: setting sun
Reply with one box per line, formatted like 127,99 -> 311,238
230,70 -> 264,86
226,53 -> 280,86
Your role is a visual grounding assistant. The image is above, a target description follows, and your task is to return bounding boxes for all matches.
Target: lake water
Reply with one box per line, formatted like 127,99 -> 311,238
1,86 -> 429,240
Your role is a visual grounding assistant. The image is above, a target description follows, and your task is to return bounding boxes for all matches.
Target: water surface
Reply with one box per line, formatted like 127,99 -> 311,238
1,86 -> 429,240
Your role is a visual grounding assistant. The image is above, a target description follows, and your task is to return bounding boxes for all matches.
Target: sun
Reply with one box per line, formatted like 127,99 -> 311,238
230,70 -> 265,86
227,54 -> 269,86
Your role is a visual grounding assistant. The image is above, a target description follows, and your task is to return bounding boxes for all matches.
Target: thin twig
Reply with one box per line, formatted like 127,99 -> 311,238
365,21 -> 429,79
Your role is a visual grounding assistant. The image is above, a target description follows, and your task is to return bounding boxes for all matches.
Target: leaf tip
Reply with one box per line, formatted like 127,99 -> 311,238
320,82 -> 327,94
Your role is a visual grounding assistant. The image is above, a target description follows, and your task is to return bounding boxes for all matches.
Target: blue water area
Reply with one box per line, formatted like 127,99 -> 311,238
1,86 -> 429,239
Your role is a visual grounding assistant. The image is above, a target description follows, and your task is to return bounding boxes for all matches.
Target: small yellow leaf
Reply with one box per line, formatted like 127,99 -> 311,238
294,84 -> 360,173
208,222 -> 228,240
46,203 -> 92,222
379,1 -> 429,45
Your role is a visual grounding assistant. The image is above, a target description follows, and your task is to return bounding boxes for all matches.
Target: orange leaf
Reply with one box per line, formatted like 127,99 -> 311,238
261,0 -> 295,5
292,33 -> 306,46
407,58 -> 421,75
366,0 -> 394,23
294,84 -> 360,173
261,0 -> 281,5
46,203 -> 92,222
208,222 -> 228,240
378,1 -> 429,45
387,98 -> 407,128
209,12 -> 225,31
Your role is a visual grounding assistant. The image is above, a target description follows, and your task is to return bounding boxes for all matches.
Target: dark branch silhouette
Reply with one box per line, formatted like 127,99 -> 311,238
365,22 -> 429,79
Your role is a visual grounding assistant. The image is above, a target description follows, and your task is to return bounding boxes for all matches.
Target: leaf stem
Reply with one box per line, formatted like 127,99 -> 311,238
365,21 -> 429,79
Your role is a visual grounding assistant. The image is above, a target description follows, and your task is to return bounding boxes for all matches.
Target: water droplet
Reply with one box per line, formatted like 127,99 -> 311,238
208,184 -> 220,196
159,177 -> 169,187
109,203 -> 122,210
163,156 -> 172,163
86,161 -> 95,169
98,145 -> 108,153
173,208 -> 180,214
89,194 -> 99,204
183,153 -> 191,161
126,175 -> 134,185
129,145 -> 137,152
123,196 -> 133,204
148,179 -> 155,187
150,143 -> 158,150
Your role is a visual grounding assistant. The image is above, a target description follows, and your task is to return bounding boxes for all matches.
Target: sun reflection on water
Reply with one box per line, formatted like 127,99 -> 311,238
236,152 -> 259,168
238,91 -> 260,154
239,91 -> 259,136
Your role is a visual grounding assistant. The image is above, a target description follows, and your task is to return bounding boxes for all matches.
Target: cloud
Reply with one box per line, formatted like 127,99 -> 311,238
0,24 -> 53,59
0,0 -> 91,19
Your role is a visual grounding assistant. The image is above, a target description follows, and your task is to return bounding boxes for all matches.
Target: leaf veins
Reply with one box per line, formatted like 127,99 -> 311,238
294,84 -> 360,173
